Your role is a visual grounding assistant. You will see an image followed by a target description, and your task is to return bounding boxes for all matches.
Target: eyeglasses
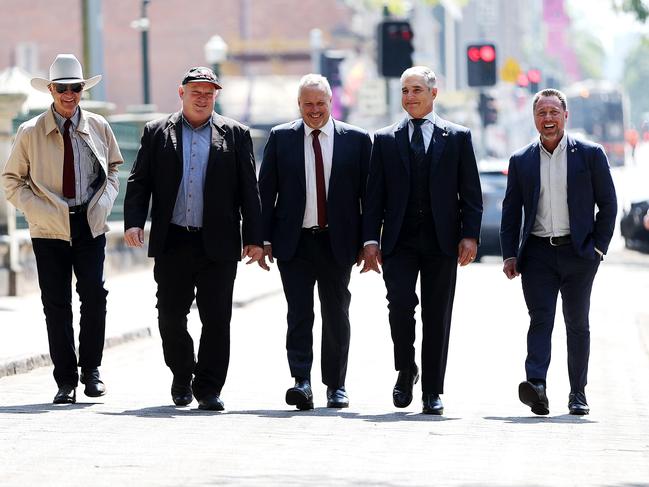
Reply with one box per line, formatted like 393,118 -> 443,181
53,83 -> 84,94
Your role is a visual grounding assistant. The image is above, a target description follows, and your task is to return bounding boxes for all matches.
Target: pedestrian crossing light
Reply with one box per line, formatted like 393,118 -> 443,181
378,20 -> 414,78
467,43 -> 497,87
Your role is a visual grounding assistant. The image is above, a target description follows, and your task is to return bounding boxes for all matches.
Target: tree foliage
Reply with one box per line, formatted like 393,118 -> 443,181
622,36 -> 649,126
613,0 -> 649,22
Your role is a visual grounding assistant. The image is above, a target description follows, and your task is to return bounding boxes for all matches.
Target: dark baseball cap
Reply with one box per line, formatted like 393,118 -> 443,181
181,66 -> 222,88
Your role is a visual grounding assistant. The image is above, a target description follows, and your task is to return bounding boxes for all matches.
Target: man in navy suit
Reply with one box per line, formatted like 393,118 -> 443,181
362,66 -> 482,415
500,88 -> 617,416
258,74 -> 372,410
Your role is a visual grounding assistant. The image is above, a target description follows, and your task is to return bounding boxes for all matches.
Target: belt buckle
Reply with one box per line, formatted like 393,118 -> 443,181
549,236 -> 558,246
186,226 -> 200,233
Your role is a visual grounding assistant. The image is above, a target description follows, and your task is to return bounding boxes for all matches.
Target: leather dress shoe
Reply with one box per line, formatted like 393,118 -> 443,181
171,382 -> 193,406
568,391 -> 590,415
80,368 -> 106,397
422,393 -> 444,415
518,380 -> 549,415
197,394 -> 225,411
286,378 -> 314,410
393,364 -> 419,408
53,385 -> 76,404
326,386 -> 349,408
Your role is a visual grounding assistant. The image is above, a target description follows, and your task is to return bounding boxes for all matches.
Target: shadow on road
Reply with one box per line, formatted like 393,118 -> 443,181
0,402 -> 97,414
484,414 -> 597,424
228,408 -> 460,423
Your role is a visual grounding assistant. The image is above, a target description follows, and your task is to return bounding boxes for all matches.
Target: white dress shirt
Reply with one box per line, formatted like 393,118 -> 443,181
532,132 -> 570,237
303,117 -> 334,228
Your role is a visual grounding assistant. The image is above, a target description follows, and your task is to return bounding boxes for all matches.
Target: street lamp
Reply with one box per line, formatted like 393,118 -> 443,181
131,0 -> 152,106
204,35 -> 228,113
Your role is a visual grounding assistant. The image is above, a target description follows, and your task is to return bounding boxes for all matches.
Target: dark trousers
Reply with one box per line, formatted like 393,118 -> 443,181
31,213 -> 107,387
277,230 -> 352,388
153,225 -> 237,399
382,217 -> 457,394
521,236 -> 600,392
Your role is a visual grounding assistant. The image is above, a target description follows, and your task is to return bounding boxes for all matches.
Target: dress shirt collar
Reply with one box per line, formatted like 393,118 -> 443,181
407,111 -> 436,126
52,105 -> 80,130
539,131 -> 568,157
304,117 -> 334,138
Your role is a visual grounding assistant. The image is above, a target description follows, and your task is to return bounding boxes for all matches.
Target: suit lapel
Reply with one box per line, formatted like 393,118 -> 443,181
208,112 -> 226,170
528,141 -> 541,218
395,118 -> 410,173
330,119 -> 345,193
566,135 -> 579,210
430,119 -> 448,175
293,120 -> 306,192
168,112 -> 184,165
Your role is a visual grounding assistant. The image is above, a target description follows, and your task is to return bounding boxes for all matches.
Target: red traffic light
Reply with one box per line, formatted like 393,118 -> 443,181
467,47 -> 481,62
527,69 -> 541,83
467,45 -> 496,63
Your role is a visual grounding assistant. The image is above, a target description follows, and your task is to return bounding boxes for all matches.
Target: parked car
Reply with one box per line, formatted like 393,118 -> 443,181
620,199 -> 649,253
476,158 -> 508,261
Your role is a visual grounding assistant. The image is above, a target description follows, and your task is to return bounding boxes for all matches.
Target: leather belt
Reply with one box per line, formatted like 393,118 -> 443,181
69,202 -> 89,214
532,234 -> 572,247
170,224 -> 202,233
302,226 -> 328,235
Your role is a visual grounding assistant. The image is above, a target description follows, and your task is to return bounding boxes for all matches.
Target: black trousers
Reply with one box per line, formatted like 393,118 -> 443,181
521,236 -> 600,392
382,216 -> 457,394
277,230 -> 352,388
31,213 -> 108,387
153,225 -> 237,399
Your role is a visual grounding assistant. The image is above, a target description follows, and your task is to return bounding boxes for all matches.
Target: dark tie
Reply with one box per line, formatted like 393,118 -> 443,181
62,119 -> 75,199
410,118 -> 426,165
311,129 -> 327,228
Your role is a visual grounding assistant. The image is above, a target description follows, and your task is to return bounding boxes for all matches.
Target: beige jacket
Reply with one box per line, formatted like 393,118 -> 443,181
2,107 -> 123,240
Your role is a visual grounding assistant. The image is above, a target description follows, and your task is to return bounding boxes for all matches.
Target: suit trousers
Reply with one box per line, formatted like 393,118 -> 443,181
277,230 -> 352,388
31,213 -> 108,387
521,236 -> 600,392
382,216 -> 457,394
153,225 -> 237,399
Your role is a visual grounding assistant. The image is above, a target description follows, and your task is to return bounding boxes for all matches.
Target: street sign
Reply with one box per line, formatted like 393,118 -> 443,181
500,57 -> 521,83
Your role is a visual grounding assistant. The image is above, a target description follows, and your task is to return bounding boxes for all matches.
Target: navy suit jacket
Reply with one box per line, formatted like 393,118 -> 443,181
124,111 -> 263,261
500,135 -> 617,268
362,116 -> 483,257
259,119 -> 372,267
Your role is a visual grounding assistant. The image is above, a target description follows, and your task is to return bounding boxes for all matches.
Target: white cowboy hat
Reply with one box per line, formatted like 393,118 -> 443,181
30,54 -> 102,93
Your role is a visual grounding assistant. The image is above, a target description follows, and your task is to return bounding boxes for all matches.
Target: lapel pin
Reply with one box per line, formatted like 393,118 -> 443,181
442,131 -> 448,137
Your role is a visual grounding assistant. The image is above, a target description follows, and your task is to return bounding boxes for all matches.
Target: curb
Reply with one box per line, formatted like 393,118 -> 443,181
0,327 -> 152,379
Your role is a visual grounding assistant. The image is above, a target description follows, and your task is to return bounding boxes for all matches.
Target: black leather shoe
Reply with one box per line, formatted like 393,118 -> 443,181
197,394 -> 225,411
326,386 -> 349,408
80,368 -> 106,397
53,385 -> 76,404
568,391 -> 590,415
171,381 -> 193,406
286,378 -> 314,410
518,380 -> 549,415
393,364 -> 419,408
422,393 -> 444,415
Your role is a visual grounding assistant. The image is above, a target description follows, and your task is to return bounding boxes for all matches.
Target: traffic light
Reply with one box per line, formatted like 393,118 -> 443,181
527,68 -> 541,93
466,43 -> 497,87
321,51 -> 345,87
378,20 -> 414,78
478,93 -> 498,126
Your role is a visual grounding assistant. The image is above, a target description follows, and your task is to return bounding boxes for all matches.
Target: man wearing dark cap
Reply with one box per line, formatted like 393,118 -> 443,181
124,67 -> 263,411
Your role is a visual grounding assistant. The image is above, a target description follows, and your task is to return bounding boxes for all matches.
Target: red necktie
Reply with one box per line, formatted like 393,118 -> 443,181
311,130 -> 327,228
62,119 -> 75,198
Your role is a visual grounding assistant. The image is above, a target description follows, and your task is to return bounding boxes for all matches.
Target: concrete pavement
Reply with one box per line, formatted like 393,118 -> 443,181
0,253 -> 648,486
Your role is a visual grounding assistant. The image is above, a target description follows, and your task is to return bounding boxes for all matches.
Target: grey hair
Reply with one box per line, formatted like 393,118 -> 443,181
400,66 -> 437,89
298,73 -> 332,98
532,88 -> 568,112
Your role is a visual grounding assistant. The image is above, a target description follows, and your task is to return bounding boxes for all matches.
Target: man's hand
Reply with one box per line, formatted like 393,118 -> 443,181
503,258 -> 520,279
124,227 -> 144,248
360,244 -> 382,274
457,238 -> 478,266
644,210 -> 649,231
257,244 -> 274,271
242,245 -> 263,265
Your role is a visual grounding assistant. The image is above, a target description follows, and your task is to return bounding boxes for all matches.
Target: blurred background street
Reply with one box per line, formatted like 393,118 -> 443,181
1,0 -> 649,485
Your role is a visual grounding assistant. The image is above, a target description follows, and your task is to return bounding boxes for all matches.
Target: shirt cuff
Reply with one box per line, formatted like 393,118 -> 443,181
263,241 -> 271,246
595,247 -> 603,256
364,240 -> 379,247
503,257 -> 516,263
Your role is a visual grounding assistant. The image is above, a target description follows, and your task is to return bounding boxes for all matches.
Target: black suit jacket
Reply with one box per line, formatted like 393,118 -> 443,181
500,135 -> 617,267
259,119 -> 372,267
124,111 -> 263,261
363,116 -> 482,257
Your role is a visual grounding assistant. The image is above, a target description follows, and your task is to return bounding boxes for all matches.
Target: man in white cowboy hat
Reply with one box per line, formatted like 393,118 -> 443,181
2,54 -> 122,404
